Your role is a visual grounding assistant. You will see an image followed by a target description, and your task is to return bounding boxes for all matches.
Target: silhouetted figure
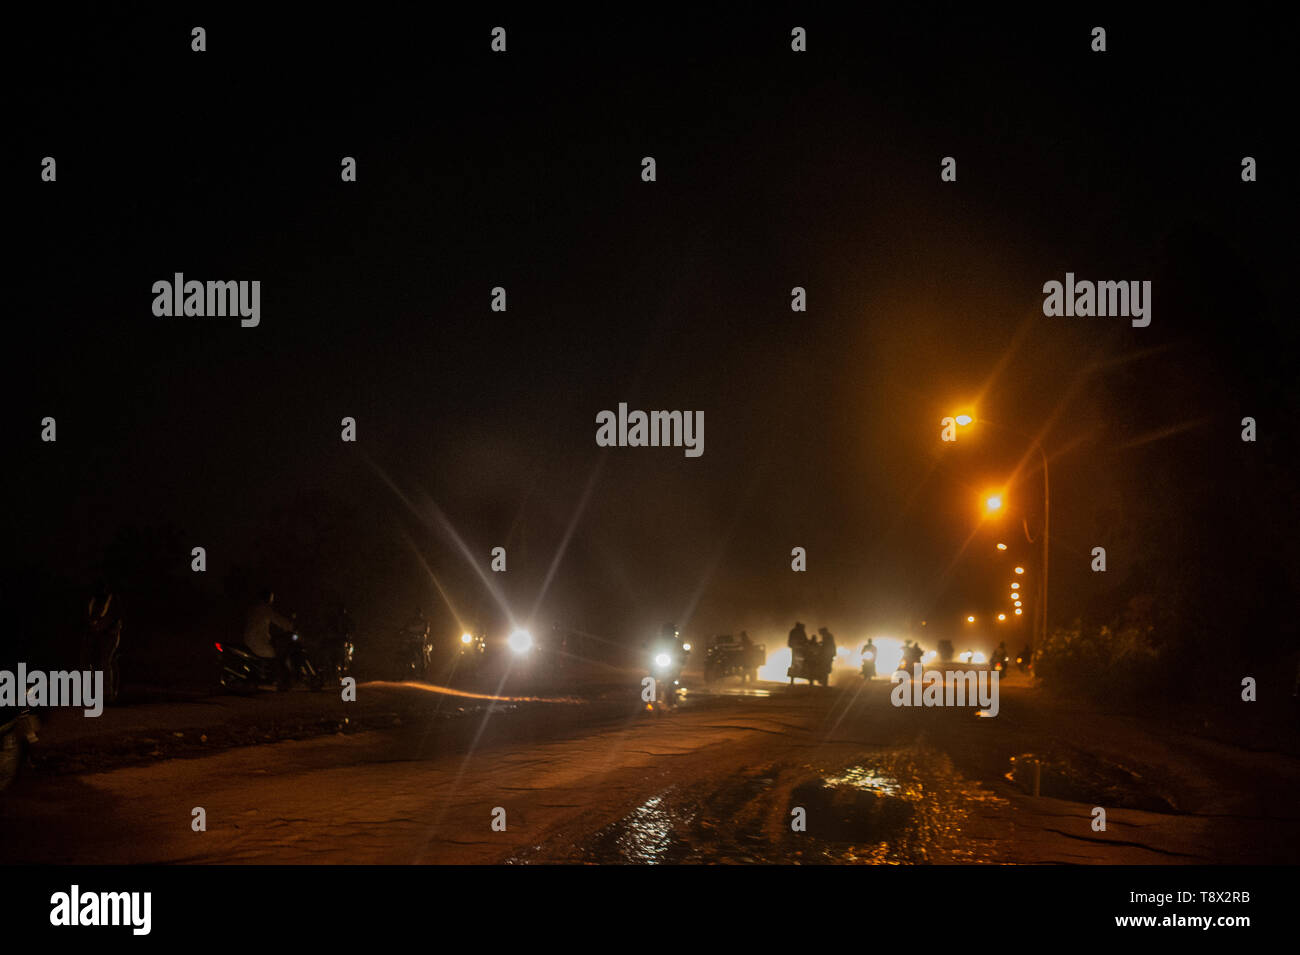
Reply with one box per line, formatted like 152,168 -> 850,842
787,622 -> 809,685
818,627 -> 837,661
860,638 -> 877,679
82,582 -> 123,702
244,589 -> 295,689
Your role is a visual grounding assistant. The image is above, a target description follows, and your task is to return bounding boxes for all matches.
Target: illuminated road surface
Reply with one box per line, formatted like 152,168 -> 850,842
2,675 -> 1297,864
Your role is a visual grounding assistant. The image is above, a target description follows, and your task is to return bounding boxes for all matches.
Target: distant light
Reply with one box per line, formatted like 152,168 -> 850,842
1014,608 -> 1023,615
1014,600 -> 1022,608
986,495 -> 1003,512
1014,566 -> 1024,574
655,653 -> 671,668
682,642 -> 692,652
966,615 -> 976,623
461,632 -> 473,644
996,543 -> 1008,551
955,414 -> 973,427
997,613 -> 1006,621
1011,582 -> 1020,590
508,629 -> 534,654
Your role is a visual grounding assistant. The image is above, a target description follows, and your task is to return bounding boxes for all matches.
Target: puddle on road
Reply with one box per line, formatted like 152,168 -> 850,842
709,686 -> 773,699
577,790 -> 697,864
524,748 -> 1005,864
1006,748 -> 1179,813
820,766 -> 902,795
789,750 -> 1004,863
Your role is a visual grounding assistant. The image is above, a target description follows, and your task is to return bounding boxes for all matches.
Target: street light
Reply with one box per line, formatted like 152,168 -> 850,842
1014,566 -> 1024,574
947,412 -> 1050,653
985,493 -> 1004,513
966,615 -> 975,623
997,613 -> 1006,621
1011,582 -> 1020,590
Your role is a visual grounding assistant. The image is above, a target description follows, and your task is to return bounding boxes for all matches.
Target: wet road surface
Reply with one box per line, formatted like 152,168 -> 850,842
2,674 -> 1298,864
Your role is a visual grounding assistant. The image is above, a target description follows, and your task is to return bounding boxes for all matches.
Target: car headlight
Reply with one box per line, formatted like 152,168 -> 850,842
655,653 -> 671,668
508,630 -> 534,654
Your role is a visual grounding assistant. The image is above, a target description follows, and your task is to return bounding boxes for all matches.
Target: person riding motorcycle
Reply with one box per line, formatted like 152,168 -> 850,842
990,641 -> 1010,672
899,640 -> 923,671
402,608 -> 432,676
860,638 -> 877,679
243,590 -> 296,689
649,623 -> 688,702
320,604 -> 355,680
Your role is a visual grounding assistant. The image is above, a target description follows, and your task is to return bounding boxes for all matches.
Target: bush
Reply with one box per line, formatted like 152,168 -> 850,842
1036,597 -> 1164,699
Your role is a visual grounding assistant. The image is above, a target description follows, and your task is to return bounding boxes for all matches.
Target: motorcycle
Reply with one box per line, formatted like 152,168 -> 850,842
456,631 -> 486,670
649,641 -> 689,704
990,648 -> 1010,674
0,707 -> 40,792
216,631 -> 323,693
317,636 -> 355,684
400,627 -> 433,679
860,648 -> 877,680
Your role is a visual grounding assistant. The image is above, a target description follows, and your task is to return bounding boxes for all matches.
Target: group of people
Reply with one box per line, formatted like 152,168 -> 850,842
786,622 -> 837,684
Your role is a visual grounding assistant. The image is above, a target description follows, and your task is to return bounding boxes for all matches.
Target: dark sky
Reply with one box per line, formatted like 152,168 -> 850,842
8,10 -> 1293,652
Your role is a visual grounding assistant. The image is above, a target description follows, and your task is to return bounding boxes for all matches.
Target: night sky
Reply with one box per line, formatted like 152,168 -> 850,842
8,11 -> 1293,659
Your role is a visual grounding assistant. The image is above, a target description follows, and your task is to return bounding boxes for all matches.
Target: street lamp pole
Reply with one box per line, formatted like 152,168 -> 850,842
954,414 -> 1050,653
1033,439 -> 1049,654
